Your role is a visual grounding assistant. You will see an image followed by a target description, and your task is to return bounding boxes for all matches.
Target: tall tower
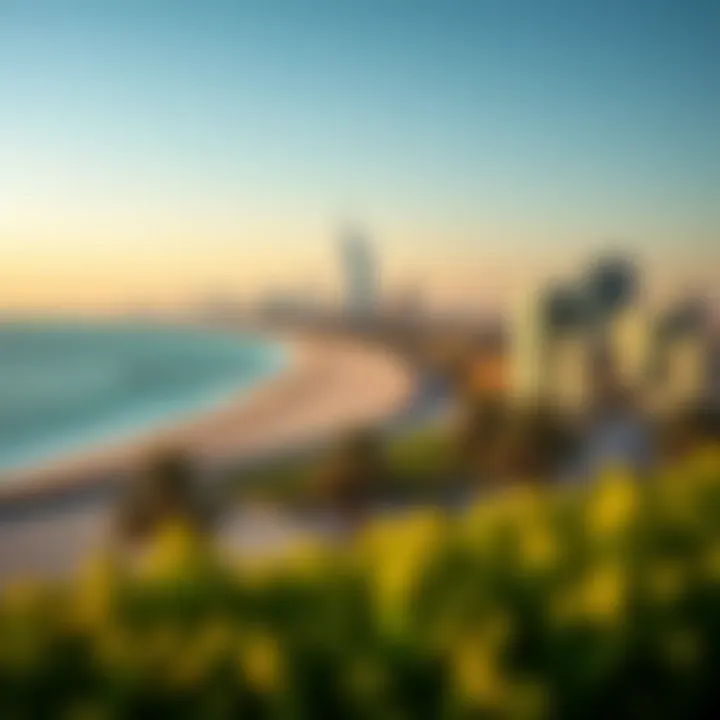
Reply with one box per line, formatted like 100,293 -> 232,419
654,298 -> 711,414
340,229 -> 378,320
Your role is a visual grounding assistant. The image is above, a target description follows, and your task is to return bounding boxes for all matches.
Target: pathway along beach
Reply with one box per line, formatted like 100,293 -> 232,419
0,333 -> 415,584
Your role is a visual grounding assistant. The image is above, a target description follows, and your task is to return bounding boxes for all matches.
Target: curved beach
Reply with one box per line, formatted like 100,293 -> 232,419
0,331 -> 413,497
0,331 -> 415,582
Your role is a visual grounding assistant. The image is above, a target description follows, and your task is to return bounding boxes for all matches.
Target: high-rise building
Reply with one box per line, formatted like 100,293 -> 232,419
544,282 -> 594,413
653,298 -> 712,413
339,229 -> 378,319
509,285 -> 549,405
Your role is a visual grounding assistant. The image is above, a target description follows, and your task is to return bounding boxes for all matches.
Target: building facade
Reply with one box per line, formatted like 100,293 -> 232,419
340,230 -> 378,320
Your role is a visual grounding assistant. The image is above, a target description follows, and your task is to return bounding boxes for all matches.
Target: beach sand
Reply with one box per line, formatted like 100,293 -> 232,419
0,331 -> 414,582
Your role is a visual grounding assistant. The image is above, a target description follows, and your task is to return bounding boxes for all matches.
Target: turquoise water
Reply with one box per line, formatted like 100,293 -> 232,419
0,323 -> 285,475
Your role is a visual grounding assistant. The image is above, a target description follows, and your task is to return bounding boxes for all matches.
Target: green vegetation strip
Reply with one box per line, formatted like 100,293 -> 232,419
2,448 -> 720,718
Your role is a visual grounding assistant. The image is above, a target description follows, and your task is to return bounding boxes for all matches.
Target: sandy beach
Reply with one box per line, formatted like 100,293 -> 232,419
0,331 -> 415,582
0,331 -> 413,498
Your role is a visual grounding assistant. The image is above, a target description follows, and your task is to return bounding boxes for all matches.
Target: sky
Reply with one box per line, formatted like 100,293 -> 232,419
1,0 -> 719,312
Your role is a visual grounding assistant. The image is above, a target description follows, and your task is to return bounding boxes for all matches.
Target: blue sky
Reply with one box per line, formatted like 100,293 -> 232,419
1,0 -> 719,309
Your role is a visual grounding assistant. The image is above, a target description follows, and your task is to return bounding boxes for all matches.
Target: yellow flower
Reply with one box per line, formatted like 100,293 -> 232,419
359,508 -> 447,630
518,521 -> 560,574
579,563 -> 627,625
552,564 -> 627,627
589,470 -> 639,539
460,497 -> 498,549
283,535 -> 334,579
687,445 -> 720,482
137,519 -> 207,580
465,485 -> 547,542
452,637 -> 508,709
359,508 -> 447,561
70,554 -> 118,630
239,634 -> 282,693
370,549 -> 427,630
498,484 -> 547,524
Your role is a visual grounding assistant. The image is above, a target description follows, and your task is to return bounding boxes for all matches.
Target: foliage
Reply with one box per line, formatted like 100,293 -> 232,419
455,398 -> 578,484
116,450 -> 216,541
315,427 -> 386,519
234,426 -> 457,507
3,448 -> 720,718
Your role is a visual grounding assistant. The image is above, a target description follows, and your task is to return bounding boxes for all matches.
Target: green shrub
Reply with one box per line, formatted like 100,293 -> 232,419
3,447 -> 720,718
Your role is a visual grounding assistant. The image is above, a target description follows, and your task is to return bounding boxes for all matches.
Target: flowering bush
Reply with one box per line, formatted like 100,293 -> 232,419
2,448 -> 720,718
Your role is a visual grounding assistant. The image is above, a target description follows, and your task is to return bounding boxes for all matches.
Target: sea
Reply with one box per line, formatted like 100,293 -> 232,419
0,322 -> 286,476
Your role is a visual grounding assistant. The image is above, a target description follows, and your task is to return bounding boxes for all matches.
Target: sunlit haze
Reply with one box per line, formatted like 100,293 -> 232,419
2,0 -> 719,312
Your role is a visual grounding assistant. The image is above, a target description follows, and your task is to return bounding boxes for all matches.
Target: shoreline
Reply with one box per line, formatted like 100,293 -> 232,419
0,330 -> 415,505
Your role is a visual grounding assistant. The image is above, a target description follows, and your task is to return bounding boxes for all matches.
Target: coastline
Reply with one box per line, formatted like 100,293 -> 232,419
0,330 -> 415,504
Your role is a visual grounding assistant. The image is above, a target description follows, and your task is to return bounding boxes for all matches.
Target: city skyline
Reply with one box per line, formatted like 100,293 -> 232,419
2,1 -> 719,312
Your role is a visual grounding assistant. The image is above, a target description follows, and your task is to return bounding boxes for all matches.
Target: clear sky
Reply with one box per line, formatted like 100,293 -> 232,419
2,0 -> 719,312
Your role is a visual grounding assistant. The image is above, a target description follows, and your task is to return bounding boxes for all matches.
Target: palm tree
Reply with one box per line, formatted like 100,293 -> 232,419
456,396 -> 577,485
316,427 -> 385,527
115,449 -> 215,543
454,394 -> 508,479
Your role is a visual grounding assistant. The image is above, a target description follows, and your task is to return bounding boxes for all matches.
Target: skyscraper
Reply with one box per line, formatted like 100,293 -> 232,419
339,229 -> 378,320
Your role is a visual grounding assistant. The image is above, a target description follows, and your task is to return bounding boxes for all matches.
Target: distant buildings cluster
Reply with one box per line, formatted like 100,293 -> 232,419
252,229 -> 382,328
510,255 -> 719,418
251,229 -> 429,333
